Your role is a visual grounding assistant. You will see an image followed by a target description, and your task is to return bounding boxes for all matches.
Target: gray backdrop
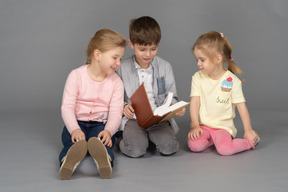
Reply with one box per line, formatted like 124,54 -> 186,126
0,0 -> 287,116
1,1 -> 288,191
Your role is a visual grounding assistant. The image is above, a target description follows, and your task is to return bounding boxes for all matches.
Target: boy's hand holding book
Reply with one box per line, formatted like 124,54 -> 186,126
123,104 -> 135,119
175,107 -> 185,117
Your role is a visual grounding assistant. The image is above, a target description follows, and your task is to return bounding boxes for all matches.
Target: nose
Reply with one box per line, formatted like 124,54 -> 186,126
145,50 -> 151,57
117,59 -> 121,66
197,61 -> 201,67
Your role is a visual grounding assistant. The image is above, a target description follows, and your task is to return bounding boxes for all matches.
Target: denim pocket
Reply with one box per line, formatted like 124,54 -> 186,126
157,76 -> 166,95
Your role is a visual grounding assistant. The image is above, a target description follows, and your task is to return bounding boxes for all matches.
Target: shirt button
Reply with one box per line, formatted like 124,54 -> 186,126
89,111 -> 92,114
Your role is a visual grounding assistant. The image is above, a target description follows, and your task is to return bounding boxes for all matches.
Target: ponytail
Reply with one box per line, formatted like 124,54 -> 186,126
228,60 -> 243,78
222,34 -> 244,80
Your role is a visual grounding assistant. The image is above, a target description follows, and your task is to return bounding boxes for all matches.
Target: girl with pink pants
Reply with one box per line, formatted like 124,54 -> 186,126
188,125 -> 253,156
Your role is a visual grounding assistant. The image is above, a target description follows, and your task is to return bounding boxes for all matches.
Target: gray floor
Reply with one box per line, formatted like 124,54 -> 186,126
1,110 -> 287,192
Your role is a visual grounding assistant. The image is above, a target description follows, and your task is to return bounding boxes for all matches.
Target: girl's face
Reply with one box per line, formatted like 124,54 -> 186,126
193,48 -> 223,79
98,46 -> 125,75
130,42 -> 158,68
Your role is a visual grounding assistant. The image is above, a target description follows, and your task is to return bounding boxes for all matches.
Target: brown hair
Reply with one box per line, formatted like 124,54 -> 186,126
129,16 -> 161,45
193,31 -> 243,77
86,29 -> 127,64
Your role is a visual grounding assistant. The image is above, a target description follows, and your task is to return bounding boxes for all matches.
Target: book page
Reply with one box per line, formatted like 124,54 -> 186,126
160,101 -> 190,122
153,92 -> 173,115
154,100 -> 189,116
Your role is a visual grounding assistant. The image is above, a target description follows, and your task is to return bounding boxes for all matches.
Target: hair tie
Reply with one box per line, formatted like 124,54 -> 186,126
220,33 -> 224,38
229,58 -> 234,61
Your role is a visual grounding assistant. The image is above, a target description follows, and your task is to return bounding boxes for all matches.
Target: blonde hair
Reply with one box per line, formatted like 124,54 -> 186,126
193,31 -> 243,77
86,29 -> 128,64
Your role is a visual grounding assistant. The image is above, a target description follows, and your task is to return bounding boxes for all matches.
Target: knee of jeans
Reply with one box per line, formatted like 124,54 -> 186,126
119,139 -> 147,158
156,139 -> 179,155
129,148 -> 146,158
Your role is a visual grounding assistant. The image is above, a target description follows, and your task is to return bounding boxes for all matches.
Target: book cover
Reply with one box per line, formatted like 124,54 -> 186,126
130,83 -> 189,129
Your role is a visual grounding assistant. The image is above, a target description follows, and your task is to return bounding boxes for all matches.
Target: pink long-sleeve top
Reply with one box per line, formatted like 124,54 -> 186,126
61,65 -> 124,136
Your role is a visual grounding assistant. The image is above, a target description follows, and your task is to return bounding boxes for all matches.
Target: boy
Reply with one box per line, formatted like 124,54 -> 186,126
116,16 -> 185,158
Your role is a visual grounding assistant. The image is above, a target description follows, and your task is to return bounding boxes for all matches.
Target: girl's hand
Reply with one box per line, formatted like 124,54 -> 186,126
98,130 -> 112,148
175,107 -> 186,117
244,130 -> 259,149
71,129 -> 86,143
123,104 -> 134,119
188,126 -> 203,140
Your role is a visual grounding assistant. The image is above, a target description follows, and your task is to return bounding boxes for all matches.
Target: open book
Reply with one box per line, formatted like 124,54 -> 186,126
130,83 -> 189,129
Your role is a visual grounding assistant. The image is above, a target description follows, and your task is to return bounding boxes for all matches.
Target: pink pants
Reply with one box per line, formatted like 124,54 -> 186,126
188,125 -> 253,156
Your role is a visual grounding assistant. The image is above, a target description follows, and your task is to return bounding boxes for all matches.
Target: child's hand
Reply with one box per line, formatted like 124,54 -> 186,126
175,108 -> 186,117
71,129 -> 86,143
244,130 -> 259,149
123,104 -> 134,119
188,126 -> 203,140
98,130 -> 112,148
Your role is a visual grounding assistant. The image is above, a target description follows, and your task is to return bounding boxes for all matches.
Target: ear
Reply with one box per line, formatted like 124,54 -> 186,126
93,49 -> 101,60
128,40 -> 134,49
215,53 -> 223,64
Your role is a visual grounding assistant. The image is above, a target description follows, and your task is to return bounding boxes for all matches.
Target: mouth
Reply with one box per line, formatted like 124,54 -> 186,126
111,66 -> 118,71
143,58 -> 151,61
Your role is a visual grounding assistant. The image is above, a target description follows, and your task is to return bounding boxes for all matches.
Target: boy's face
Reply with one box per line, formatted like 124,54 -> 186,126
129,42 -> 158,68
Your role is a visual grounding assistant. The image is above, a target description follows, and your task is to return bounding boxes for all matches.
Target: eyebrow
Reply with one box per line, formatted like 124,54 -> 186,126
138,45 -> 157,49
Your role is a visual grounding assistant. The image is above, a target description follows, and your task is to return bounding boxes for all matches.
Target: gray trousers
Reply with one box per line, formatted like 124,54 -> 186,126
119,119 -> 179,158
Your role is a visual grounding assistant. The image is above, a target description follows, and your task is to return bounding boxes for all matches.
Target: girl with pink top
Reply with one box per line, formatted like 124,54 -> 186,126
188,31 -> 260,156
59,29 -> 127,179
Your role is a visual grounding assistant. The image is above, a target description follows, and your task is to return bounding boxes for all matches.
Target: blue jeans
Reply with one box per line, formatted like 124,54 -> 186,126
59,121 -> 115,166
